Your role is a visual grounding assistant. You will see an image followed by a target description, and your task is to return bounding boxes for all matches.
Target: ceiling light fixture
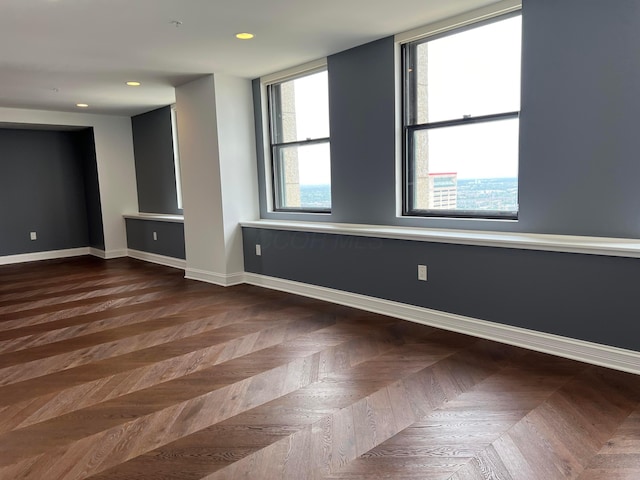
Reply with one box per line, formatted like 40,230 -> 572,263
76,103 -> 89,108
126,81 -> 141,86
235,32 -> 254,40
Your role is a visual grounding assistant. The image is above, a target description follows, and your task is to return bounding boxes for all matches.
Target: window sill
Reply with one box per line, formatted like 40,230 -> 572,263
123,213 -> 184,224
240,219 -> 640,259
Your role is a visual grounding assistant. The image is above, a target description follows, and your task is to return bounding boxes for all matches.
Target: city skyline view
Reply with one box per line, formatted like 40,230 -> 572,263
298,177 -> 518,212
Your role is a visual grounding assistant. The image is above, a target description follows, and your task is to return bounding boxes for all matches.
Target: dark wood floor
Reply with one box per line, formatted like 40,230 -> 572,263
1,257 -> 639,479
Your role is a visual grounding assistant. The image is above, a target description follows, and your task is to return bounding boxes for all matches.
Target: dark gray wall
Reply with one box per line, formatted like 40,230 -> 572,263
517,0 -> 640,238
246,0 -> 640,353
253,0 -> 640,238
243,228 -> 640,351
131,106 -> 181,215
125,218 -> 185,259
0,128 -> 92,256
73,128 -> 105,250
329,38 -> 397,225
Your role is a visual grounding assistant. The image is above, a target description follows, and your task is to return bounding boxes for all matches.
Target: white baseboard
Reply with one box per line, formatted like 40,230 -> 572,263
185,268 -> 245,287
243,273 -> 640,375
89,248 -> 106,259
89,248 -> 127,260
104,249 -> 127,259
127,249 -> 186,270
0,247 -> 90,266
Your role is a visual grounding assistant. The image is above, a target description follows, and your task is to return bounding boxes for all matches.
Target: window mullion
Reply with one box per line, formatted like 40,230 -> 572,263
408,111 -> 519,131
271,137 -> 330,149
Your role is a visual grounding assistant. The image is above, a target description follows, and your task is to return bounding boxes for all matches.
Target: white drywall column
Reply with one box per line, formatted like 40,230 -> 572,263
0,107 -> 138,258
176,74 -> 258,285
214,74 -> 260,275
90,118 -> 138,257
175,76 -> 226,280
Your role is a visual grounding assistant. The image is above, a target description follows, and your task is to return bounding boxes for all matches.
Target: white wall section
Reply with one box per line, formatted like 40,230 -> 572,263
214,74 -> 260,274
176,75 -> 259,285
176,76 -> 226,278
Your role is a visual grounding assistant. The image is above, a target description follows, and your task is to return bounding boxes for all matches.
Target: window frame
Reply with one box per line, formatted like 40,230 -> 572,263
401,9 -> 522,221
264,64 -> 331,214
170,105 -> 183,212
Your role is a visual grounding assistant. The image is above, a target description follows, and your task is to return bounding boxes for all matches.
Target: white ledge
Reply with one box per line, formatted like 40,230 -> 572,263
240,220 -> 640,258
123,213 -> 184,224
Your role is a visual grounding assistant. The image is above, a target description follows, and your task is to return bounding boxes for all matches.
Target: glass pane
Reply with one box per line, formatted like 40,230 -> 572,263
413,15 -> 521,124
275,142 -> 331,210
411,118 -> 519,213
272,70 -> 330,143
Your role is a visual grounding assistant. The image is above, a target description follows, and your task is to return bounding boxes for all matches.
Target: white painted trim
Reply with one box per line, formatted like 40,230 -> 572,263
127,249 -> 186,270
0,247 -> 89,265
240,220 -> 640,259
395,0 -> 521,44
185,268 -> 245,287
244,273 -> 640,375
394,38 -> 404,218
170,105 -> 184,211
89,248 -> 107,259
261,58 -> 327,85
104,249 -> 128,259
123,213 -> 184,224
259,80 -> 275,213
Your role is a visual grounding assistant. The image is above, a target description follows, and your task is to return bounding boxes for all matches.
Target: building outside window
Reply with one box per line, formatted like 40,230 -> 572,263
267,69 -> 331,212
403,13 -> 521,219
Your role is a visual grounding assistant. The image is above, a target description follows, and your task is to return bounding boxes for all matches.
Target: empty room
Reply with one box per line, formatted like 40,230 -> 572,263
1,0 -> 640,479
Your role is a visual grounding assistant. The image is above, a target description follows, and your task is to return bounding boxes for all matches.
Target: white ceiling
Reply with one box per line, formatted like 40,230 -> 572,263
0,0 -> 502,116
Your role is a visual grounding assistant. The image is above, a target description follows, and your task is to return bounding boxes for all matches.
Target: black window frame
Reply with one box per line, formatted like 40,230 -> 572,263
402,12 -> 521,221
266,69 -> 331,214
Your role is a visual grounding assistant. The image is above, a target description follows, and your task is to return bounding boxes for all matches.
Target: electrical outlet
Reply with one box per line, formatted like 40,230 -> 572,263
153,232 -> 158,241
30,231 -> 37,241
255,244 -> 262,256
418,264 -> 427,281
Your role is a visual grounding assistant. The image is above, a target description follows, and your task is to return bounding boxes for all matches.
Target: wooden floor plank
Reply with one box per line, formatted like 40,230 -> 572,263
323,351 -> 579,479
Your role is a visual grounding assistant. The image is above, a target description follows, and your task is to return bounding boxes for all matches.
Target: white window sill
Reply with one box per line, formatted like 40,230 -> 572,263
240,220 -> 640,259
123,213 -> 184,224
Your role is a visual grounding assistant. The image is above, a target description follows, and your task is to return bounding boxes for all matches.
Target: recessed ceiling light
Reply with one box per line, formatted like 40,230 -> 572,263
235,32 -> 254,40
76,103 -> 89,108
126,81 -> 141,87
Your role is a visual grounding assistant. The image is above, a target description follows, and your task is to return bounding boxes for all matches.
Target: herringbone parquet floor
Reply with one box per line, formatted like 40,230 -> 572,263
1,256 -> 639,479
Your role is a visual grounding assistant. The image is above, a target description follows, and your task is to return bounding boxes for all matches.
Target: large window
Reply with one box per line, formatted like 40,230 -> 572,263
403,13 -> 521,219
267,69 -> 331,212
